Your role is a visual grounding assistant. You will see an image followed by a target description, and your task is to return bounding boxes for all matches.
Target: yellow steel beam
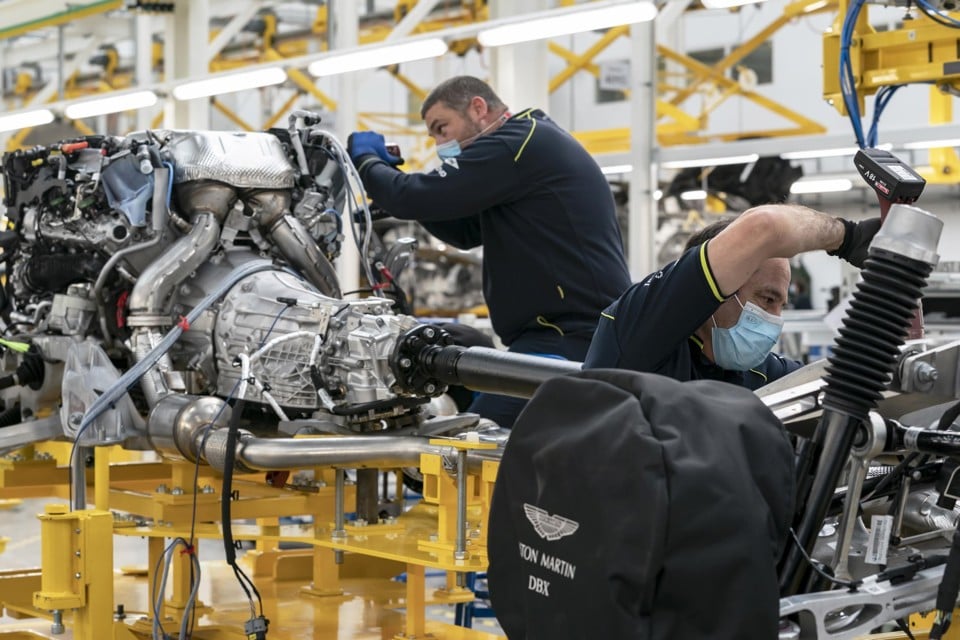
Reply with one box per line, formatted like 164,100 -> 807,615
388,67 -> 429,101
211,98 -> 256,131
658,44 -> 826,141
0,0 -> 123,40
263,92 -> 303,130
668,0 -> 837,108
549,25 -> 628,93
264,48 -> 338,112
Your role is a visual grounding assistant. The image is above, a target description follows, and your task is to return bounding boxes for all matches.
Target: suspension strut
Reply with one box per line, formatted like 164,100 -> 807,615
779,204 -> 942,595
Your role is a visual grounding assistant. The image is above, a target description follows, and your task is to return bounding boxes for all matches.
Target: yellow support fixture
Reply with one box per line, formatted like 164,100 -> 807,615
922,85 -> 960,183
34,505 -> 115,640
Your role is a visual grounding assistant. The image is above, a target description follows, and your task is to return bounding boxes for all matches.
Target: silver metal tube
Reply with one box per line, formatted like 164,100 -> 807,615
456,449 -> 467,559
455,448 -> 468,587
891,475 -> 913,542
236,435 -> 443,470
832,456 -> 869,581
266,214 -> 341,297
95,166 -> 170,341
127,211 -> 220,316
71,446 -> 88,510
0,414 -> 63,455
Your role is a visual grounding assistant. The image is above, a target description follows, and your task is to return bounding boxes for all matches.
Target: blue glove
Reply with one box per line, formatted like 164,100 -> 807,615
347,131 -> 402,167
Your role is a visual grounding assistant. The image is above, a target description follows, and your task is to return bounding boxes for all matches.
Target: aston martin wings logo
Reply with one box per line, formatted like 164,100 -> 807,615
524,504 -> 579,541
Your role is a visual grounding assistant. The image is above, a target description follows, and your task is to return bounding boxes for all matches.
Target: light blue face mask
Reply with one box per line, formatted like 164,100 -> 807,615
436,138 -> 462,160
435,113 -> 509,160
711,295 -> 784,371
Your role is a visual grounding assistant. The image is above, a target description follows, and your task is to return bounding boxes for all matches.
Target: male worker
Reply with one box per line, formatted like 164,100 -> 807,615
583,204 -> 881,387
348,75 -> 631,427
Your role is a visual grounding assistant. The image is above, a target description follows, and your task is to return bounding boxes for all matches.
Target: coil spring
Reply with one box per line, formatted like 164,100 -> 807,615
822,248 -> 933,419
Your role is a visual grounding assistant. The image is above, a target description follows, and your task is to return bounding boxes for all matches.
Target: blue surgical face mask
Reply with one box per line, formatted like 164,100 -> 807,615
711,295 -> 784,371
436,138 -> 462,160
435,113 -> 509,161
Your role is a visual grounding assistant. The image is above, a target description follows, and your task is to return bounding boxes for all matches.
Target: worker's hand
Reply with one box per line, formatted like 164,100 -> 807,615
828,217 -> 882,268
347,131 -> 403,167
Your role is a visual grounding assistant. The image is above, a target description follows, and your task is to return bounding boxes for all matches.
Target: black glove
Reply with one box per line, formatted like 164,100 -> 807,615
352,203 -> 392,224
347,131 -> 403,167
828,217 -> 882,269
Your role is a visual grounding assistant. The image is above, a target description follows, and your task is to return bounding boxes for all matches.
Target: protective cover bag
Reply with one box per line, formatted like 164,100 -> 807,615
487,368 -> 795,640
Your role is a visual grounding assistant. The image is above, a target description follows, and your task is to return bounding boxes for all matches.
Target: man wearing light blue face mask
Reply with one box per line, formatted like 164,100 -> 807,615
584,204 -> 881,390
347,76 -> 631,428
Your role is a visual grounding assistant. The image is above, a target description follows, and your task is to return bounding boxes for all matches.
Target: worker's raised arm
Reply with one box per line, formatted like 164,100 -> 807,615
706,204 -> 878,297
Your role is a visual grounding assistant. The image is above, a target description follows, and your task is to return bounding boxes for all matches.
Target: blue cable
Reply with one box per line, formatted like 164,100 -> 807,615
162,161 -> 174,209
867,85 -> 903,148
840,0 -> 867,148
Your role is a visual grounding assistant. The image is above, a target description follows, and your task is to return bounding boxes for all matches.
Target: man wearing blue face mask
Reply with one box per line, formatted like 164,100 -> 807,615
347,76 -> 631,428
583,204 -> 881,389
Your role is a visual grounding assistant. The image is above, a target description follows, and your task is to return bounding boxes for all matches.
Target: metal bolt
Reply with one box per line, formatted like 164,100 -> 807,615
156,484 -> 168,494
50,610 -> 64,635
470,529 -> 481,538
423,327 -> 435,339
914,362 -> 939,389
74,550 -> 81,557
354,518 -> 368,527
74,572 -> 81,580
399,357 -> 412,369
454,551 -> 467,561
424,383 -> 436,395
429,533 -> 438,542
171,487 -> 184,496
201,485 -> 215,494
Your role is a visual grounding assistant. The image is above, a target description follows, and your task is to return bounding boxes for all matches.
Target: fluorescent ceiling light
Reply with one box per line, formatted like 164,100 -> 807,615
780,143 -> 892,160
0,108 -> 54,133
601,164 -> 634,175
901,138 -> 960,150
309,38 -> 448,77
680,189 -> 708,201
789,178 -> 853,194
780,147 -> 860,160
64,90 -> 157,119
702,0 -> 766,8
477,1 -> 657,47
661,153 -> 759,169
173,67 -> 286,100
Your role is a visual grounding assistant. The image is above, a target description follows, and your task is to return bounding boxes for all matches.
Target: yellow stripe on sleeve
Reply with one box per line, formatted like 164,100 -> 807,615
514,118 -> 537,162
749,369 -> 768,382
699,241 -> 725,302
600,312 -> 615,321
